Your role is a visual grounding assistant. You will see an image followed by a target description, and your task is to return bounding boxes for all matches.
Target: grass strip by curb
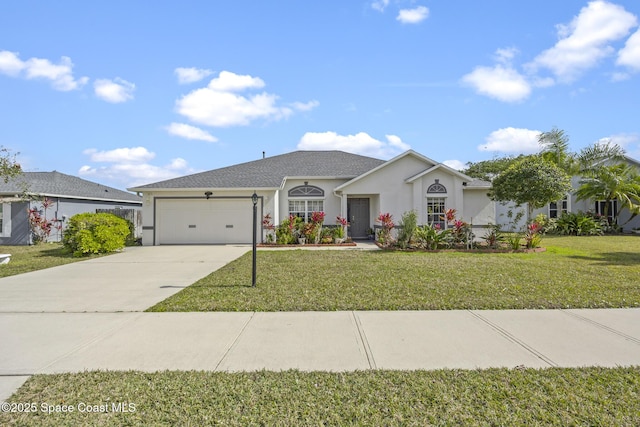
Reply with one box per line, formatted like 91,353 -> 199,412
2,367 -> 639,426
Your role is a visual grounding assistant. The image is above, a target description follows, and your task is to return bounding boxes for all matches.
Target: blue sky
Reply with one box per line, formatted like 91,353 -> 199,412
1,0 -> 639,191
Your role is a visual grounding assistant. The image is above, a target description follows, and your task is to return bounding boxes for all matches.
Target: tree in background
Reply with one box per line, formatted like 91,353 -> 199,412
463,155 -> 529,182
538,127 -> 576,173
576,140 -> 627,177
0,146 -> 21,182
490,156 -> 572,222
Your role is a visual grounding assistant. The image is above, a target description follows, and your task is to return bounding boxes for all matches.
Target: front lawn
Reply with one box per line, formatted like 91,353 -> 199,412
0,244 -> 99,278
2,368 -> 639,426
148,235 -> 640,312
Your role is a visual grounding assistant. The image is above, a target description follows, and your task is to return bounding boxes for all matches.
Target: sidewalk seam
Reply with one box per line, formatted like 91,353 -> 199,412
215,312 -> 256,371
351,312 -> 376,369
560,310 -> 640,345
468,311 -> 558,368
37,313 -> 145,374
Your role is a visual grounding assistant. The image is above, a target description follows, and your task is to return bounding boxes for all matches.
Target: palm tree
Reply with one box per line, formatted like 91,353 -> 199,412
576,140 -> 626,176
539,127 -> 576,173
575,163 -> 640,225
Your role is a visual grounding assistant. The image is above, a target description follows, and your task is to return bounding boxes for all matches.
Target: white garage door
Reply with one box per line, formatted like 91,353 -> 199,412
157,199 -> 254,244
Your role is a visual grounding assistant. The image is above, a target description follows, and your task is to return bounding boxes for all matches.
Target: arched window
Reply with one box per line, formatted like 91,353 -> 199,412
288,184 -> 324,197
426,180 -> 447,228
288,182 -> 324,221
427,179 -> 447,194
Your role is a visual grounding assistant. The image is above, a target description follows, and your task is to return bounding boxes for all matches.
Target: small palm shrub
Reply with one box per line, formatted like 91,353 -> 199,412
63,213 -> 131,256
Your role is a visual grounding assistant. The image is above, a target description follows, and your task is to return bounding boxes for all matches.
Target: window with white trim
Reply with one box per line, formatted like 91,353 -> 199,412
0,203 -> 11,237
426,179 -> 447,228
426,198 -> 446,228
288,200 -> 324,222
288,183 -> 324,222
548,197 -> 568,219
595,200 -> 618,224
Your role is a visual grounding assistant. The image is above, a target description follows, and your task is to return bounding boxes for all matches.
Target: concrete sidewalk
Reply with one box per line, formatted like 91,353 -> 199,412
2,308 -> 639,400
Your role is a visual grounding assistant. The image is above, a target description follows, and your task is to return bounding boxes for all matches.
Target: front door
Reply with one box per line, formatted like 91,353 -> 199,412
347,198 -> 370,239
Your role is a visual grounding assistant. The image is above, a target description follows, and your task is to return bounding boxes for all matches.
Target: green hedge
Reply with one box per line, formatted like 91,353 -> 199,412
63,213 -> 130,257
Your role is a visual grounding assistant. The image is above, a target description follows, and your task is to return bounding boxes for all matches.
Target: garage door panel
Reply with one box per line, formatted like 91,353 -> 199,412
157,199 -> 253,244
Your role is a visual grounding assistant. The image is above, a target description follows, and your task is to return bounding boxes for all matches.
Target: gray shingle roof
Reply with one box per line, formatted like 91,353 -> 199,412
0,171 -> 142,203
130,151 -> 387,190
463,179 -> 492,188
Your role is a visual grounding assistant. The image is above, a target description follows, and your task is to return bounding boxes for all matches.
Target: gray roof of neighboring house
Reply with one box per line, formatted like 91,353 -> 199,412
463,179 -> 492,188
130,150 -> 387,190
0,171 -> 142,203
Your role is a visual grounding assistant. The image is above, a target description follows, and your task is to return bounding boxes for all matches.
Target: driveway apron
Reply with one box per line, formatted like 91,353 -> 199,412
0,245 -> 250,313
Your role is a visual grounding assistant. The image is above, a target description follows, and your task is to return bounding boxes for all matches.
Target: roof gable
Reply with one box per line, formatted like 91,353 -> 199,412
335,150 -> 437,191
405,163 -> 476,183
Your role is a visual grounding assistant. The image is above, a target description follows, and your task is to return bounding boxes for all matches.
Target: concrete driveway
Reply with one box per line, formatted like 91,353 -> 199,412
0,245 -> 250,312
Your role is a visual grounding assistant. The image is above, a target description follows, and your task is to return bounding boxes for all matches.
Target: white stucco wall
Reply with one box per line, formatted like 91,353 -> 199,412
462,189 -> 495,226
338,154 -> 433,224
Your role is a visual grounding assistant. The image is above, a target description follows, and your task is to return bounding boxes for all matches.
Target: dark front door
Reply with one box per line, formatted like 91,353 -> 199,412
347,198 -> 370,238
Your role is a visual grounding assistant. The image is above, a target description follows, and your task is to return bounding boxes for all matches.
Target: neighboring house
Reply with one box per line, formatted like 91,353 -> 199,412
128,150 -> 494,245
0,171 -> 143,245
497,155 -> 640,232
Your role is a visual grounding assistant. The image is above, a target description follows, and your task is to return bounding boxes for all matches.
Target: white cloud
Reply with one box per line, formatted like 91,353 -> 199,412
0,51 -> 26,76
94,77 -> 135,103
527,0 -> 638,83
165,122 -> 218,142
291,100 -> 319,112
611,71 -> 630,81
461,65 -> 531,102
175,67 -> 214,84
396,6 -> 429,24
208,70 -> 265,91
478,127 -> 542,154
80,147 -> 196,187
595,132 -> 639,148
0,50 -> 88,91
83,147 -> 155,163
371,0 -> 389,12
443,160 -> 466,171
175,70 -> 313,127
297,131 -> 410,159
494,47 -> 519,65
617,29 -> 640,71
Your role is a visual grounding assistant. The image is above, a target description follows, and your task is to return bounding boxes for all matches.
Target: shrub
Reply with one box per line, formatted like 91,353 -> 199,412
481,224 -> 503,248
414,224 -> 450,250
276,216 -> 300,244
524,221 -> 544,248
397,210 -> 418,249
549,212 -> 603,236
63,213 -> 131,256
376,213 -> 395,247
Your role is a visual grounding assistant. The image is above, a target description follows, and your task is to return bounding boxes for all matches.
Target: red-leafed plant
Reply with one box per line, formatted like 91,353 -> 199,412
335,216 -> 348,239
525,221 -> 543,248
376,212 -> 395,247
27,198 -> 56,244
262,213 -> 275,243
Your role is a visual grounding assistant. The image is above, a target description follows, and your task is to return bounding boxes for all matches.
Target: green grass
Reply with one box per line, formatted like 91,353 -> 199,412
0,244 -> 103,278
148,235 -> 640,312
2,368 -> 638,426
